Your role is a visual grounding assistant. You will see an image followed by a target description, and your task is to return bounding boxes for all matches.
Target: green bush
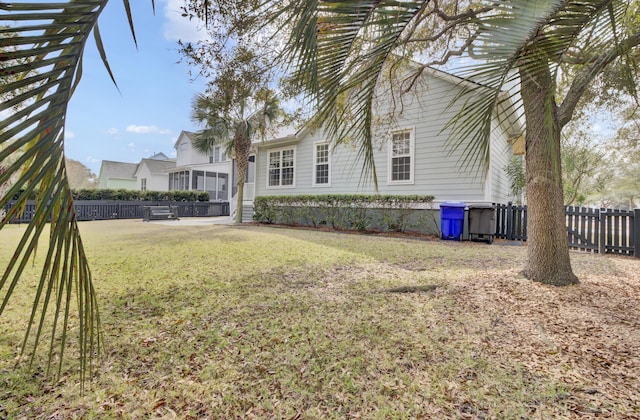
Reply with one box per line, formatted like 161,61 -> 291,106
253,194 -> 435,233
70,189 -> 209,202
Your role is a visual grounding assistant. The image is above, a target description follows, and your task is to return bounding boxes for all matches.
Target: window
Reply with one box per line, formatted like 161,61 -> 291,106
389,129 -> 414,183
268,147 -> 295,187
169,170 -> 190,190
211,146 -> 226,163
313,142 -> 330,186
140,178 -> 147,191
192,170 -> 205,190
247,155 -> 255,183
169,170 -> 228,200
205,171 -> 228,200
216,173 -> 228,200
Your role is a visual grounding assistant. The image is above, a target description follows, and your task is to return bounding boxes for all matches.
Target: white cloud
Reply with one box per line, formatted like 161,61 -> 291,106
107,128 -> 119,135
65,130 -> 75,139
127,142 -> 135,148
126,125 -> 171,135
163,0 -> 208,43
85,156 -> 99,163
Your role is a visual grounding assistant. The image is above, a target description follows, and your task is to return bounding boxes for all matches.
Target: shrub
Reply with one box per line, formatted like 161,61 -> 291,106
69,189 -> 209,202
253,194 -> 435,234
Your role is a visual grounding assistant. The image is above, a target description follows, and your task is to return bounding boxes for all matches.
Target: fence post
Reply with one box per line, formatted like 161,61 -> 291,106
599,208 -> 606,255
506,201 -> 513,240
634,209 -> 640,258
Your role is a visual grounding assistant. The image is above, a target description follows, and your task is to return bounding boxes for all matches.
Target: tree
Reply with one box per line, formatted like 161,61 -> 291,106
560,125 -> 610,206
503,156 -> 526,205
66,159 -> 98,190
191,48 -> 283,224
0,0 -> 140,383
271,0 -> 640,286
597,109 -> 640,208
178,2 -> 301,224
605,100 -> 640,208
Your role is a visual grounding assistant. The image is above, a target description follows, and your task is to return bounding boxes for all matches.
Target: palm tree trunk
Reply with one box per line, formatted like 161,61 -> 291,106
520,60 -> 579,286
235,180 -> 245,224
234,136 -> 250,224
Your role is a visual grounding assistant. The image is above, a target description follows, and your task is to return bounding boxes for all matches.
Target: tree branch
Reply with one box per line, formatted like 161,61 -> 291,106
558,31 -> 640,127
400,32 -> 478,94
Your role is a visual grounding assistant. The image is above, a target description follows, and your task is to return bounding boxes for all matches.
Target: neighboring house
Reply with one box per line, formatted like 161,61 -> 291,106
97,161 -> 138,190
134,157 -> 176,192
96,133 -> 235,201
168,131 -> 232,201
253,67 -> 522,215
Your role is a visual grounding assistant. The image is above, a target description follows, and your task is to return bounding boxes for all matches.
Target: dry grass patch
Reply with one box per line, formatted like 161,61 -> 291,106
0,220 -> 638,418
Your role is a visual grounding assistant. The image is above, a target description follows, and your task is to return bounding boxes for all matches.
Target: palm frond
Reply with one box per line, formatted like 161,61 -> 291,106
191,93 -> 233,154
280,0 -> 638,186
447,0 -> 638,171
284,0 -> 425,188
443,0 -> 565,174
0,0 -> 114,385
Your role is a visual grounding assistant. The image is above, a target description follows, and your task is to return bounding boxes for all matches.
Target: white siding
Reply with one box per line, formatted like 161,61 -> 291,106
175,132 -> 210,167
136,164 -> 169,191
256,71 -> 515,204
489,119 -> 516,203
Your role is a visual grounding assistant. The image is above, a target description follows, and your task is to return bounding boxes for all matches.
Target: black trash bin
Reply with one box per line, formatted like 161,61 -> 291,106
468,203 -> 496,244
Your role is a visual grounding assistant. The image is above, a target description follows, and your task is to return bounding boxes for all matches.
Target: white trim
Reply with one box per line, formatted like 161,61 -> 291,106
312,141 -> 331,187
266,146 -> 296,189
485,120 -> 494,202
387,127 -> 415,185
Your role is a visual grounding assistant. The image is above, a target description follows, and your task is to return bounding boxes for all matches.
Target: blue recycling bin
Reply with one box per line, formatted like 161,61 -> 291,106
440,202 -> 466,241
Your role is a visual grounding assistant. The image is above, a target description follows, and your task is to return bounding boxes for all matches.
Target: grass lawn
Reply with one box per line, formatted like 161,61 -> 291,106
1,219 -> 639,419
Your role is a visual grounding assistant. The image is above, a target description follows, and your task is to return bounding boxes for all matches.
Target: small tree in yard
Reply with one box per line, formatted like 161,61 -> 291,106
504,156 -> 526,205
191,48 -> 283,224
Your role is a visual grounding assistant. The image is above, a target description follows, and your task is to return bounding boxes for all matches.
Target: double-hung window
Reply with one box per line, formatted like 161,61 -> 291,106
389,129 -> 414,183
268,147 -> 295,187
313,142 -> 330,186
210,146 -> 224,163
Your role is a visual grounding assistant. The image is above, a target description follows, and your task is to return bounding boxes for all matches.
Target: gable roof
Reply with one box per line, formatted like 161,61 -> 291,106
98,160 -> 138,180
174,130 -> 197,149
148,152 -> 170,160
136,158 -> 176,175
257,66 -> 523,149
255,125 -> 303,149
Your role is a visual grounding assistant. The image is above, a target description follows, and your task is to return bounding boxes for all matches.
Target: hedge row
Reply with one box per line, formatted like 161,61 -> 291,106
70,189 -> 210,202
253,194 -> 437,233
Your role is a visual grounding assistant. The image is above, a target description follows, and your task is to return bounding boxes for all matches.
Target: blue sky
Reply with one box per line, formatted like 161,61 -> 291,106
65,0 -> 208,174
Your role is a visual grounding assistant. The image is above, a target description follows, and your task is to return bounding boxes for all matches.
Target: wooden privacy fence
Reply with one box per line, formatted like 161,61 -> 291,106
495,202 -> 639,257
3,200 -> 229,223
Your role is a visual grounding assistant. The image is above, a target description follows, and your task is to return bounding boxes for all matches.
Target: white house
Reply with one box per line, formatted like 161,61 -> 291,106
134,157 -> 176,192
252,67 -> 522,216
98,153 -> 175,191
167,131 -> 232,201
